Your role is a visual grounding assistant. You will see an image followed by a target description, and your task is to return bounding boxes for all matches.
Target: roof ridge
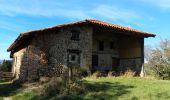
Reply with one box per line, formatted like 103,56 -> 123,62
85,19 -> 153,34
7,19 -> 155,52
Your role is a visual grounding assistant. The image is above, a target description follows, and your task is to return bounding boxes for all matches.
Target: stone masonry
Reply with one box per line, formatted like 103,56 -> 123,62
12,25 -> 92,82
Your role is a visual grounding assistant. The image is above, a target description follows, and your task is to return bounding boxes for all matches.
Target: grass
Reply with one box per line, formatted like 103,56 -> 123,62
84,77 -> 170,100
1,77 -> 170,100
0,81 -> 21,97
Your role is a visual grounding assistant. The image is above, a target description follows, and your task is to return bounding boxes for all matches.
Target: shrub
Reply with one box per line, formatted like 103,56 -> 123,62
39,77 -> 50,84
91,71 -> 100,79
43,77 -> 86,97
43,77 -> 66,96
123,69 -> 136,78
68,80 -> 86,94
107,71 -> 117,77
42,67 -> 87,97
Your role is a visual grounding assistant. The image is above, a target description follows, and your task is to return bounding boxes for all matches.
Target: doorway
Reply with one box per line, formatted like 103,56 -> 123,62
112,57 -> 119,71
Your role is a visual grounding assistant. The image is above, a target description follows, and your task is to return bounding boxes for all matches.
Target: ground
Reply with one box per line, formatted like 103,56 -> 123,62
0,77 -> 170,100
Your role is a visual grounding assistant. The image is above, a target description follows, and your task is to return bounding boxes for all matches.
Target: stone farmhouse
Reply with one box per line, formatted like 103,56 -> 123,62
7,19 -> 155,82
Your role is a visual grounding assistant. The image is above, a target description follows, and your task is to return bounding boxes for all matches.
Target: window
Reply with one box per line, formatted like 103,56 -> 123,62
67,49 -> 81,64
69,54 -> 78,63
71,30 -> 80,41
71,55 -> 76,61
99,41 -> 104,51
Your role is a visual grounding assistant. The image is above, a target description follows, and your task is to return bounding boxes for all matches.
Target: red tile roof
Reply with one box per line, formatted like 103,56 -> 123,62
7,19 -> 155,51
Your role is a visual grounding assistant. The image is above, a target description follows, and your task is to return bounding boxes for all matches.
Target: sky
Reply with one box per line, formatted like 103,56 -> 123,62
0,0 -> 170,59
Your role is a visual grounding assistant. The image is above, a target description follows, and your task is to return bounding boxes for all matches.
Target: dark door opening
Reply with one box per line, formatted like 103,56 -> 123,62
92,55 -> 98,72
112,57 -> 119,71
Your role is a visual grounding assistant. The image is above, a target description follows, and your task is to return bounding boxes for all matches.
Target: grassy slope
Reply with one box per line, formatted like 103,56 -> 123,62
84,77 -> 170,100
1,77 -> 170,100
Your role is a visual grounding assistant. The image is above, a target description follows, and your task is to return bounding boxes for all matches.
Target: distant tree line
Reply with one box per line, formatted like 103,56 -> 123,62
145,39 -> 170,79
0,60 -> 12,72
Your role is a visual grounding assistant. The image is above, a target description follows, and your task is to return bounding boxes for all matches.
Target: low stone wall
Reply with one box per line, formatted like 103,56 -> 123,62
119,58 -> 142,75
0,71 -> 14,80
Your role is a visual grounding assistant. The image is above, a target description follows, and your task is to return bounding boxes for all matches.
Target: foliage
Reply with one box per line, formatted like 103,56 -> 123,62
145,39 -> 170,79
43,77 -> 67,96
123,69 -> 136,78
0,60 -> 12,72
42,77 -> 86,98
42,66 -> 87,98
107,71 -> 114,77
90,71 -> 100,79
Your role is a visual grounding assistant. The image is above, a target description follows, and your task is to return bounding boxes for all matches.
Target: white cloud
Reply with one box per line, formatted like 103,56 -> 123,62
0,1 -> 150,59
0,0 -> 91,19
0,0 -> 140,22
139,0 -> 170,9
0,20 -> 28,32
91,5 -> 139,21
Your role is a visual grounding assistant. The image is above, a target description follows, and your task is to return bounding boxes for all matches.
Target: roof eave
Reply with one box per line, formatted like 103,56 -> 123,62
7,19 -> 156,52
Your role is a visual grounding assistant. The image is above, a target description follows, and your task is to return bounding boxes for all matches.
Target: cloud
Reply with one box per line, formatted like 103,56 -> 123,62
139,0 -> 170,9
0,0 -> 91,19
0,1 -> 143,60
0,20 -> 28,32
91,5 -> 139,21
0,0 -> 140,22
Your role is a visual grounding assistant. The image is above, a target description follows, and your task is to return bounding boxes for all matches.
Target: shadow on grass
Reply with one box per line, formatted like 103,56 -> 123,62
0,81 -> 21,97
83,81 -> 135,100
31,81 -> 135,100
0,80 -> 136,100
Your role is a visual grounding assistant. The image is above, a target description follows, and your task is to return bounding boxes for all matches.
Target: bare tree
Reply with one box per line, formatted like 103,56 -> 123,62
146,39 -> 170,79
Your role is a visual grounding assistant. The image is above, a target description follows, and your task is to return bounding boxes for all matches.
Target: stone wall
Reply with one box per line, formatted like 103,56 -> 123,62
119,58 -> 142,74
12,47 -> 28,82
118,37 -> 143,75
12,25 -> 144,82
13,25 -> 93,82
92,32 -> 119,71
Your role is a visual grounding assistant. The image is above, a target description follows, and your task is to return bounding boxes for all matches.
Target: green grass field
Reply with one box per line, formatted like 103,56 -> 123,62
1,77 -> 170,100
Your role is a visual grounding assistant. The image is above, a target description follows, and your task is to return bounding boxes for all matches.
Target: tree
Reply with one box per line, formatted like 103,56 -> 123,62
0,60 -> 12,72
146,39 -> 170,79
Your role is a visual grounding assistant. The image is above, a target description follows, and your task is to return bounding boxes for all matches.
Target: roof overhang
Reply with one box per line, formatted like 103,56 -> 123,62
7,19 -> 156,52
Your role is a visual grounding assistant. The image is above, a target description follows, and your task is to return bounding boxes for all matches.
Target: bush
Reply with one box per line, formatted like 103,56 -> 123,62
107,71 -> 117,77
123,69 -> 136,78
91,71 -> 100,79
43,77 -> 86,97
69,80 -> 86,94
43,77 -> 66,96
42,67 -> 87,98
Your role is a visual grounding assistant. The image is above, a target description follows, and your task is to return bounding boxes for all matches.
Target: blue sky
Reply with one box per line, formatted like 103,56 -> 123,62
0,0 -> 170,59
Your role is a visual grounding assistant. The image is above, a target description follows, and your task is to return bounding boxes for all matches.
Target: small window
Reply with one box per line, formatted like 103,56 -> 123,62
67,49 -> 81,64
71,55 -> 76,61
69,54 -> 78,63
71,30 -> 80,41
99,41 -> 104,51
